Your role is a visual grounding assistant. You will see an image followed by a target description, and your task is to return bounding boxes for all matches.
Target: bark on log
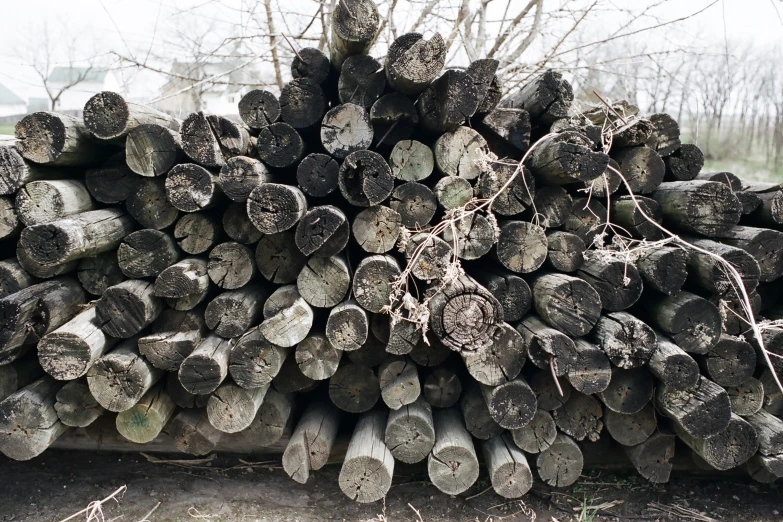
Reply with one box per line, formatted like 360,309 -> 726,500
685,237 -> 761,295
676,413 -> 759,470
0,355 -> 43,403
97,279 -> 163,338
639,290 -> 721,354
647,334 -> 700,391
650,180 -> 742,237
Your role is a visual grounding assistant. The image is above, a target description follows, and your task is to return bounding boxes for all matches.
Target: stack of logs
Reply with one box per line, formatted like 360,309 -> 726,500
2,0 -> 783,503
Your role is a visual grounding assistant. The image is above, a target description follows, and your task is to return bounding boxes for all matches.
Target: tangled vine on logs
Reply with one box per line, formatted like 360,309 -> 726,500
2,0 -> 783,504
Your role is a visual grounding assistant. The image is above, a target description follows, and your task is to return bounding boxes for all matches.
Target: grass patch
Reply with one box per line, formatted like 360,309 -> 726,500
0,124 -> 15,136
703,158 -> 783,184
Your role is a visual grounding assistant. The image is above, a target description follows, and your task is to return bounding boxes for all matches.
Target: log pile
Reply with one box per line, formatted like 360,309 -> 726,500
2,0 -> 783,502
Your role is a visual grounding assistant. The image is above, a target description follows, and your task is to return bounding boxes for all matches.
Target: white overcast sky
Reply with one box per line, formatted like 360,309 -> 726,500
0,0 -> 780,101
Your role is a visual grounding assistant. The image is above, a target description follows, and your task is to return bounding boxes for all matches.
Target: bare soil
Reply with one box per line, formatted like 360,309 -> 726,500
0,450 -> 780,522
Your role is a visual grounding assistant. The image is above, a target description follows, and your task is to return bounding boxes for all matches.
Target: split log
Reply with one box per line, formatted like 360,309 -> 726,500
126,178 -> 180,230
545,231 -> 585,273
338,150 -> 394,207
590,312 -> 656,369
577,257 -> 643,312
476,107 -> 531,156
378,356 -> 420,410
463,323 -> 525,386
0,145 -> 60,195
165,163 -> 221,212
339,409 -> 394,503
384,397 -> 435,464
83,91 -> 178,141
238,89 -> 280,129
510,409 -> 557,454
517,315 -> 577,376
639,290 -> 721,354
247,388 -> 295,447
279,79 -> 327,130
384,32 -> 445,95
85,161 -> 140,204
536,434 -> 583,487
460,382 -> 503,440
181,112 -> 250,168
329,0 -> 379,69
295,205 -> 350,257
655,376 -> 731,438
428,408 -> 480,495
597,367 -> 654,414
321,103 -> 373,159
207,381 -> 269,433
329,363 -> 380,413
427,70 -> 481,131
86,341 -> 164,412
433,126 -> 488,180
563,196 -> 606,246
0,376 -> 67,460
0,278 -> 85,362
624,433 -> 676,483
247,183 -> 307,234
567,339 -> 612,394
115,385 -> 176,444
207,242 -> 257,290
15,179 -> 93,226
296,153 -> 339,197
229,327 -> 288,389
178,333 -> 233,395
0,259 -> 36,299
651,180 -> 742,237
742,181 -> 783,227
218,154 -> 270,201
54,380 -> 104,428
97,279 -> 163,338
352,254 -> 400,313
482,434 -> 533,499
125,124 -> 184,177
422,365 -> 462,408
713,225 -> 783,282
664,143 -> 704,181
117,229 -> 179,279
352,205 -> 401,254
338,55 -> 386,109
20,209 -> 135,266
256,122 -> 305,168
552,391 -> 603,442
138,308 -> 207,371
428,274 -> 504,353
635,246 -> 688,295
645,113 -> 681,156
326,300 -> 369,351
698,334 -> 756,387
676,413 -> 759,470
255,231 -> 308,284
15,112 -> 106,166
260,285 -> 314,347
472,268 -> 531,323
405,233 -> 451,281
174,213 -> 222,255
77,253 -> 123,296
647,335 -> 700,391
205,285 -> 266,338
295,334 -> 342,380
726,377 -> 764,416
154,258 -> 210,311
531,273 -> 603,337
298,255 -> 351,309
167,408 -> 223,456
433,176 -> 473,210
501,70 -> 573,124
283,401 -> 341,483
38,305 -> 118,380
525,132 -> 608,185
370,95 -> 419,147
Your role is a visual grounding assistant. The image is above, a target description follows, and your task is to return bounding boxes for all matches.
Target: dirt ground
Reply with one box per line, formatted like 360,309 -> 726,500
0,450 -> 780,522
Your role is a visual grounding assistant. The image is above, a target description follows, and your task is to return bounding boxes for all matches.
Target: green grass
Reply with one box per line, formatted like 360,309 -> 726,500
0,124 -> 15,136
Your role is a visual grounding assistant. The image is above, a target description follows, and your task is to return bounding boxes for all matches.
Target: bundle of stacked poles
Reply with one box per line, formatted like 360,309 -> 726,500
2,0 -> 783,503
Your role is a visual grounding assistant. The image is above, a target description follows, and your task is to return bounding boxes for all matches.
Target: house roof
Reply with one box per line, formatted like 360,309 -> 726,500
166,61 -> 260,94
0,82 -> 24,106
47,67 -> 108,85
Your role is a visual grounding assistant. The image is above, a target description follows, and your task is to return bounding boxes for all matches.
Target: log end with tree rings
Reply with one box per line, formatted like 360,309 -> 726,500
434,126 -> 488,181
385,32 -> 446,95
247,183 -> 307,234
291,47 -> 331,85
238,89 -> 281,129
479,162 -> 534,217
321,103 -> 374,160
338,55 -> 387,109
428,274 -> 504,353
329,0 -> 380,70
297,153 -> 339,198
338,150 -> 394,207
256,122 -> 305,168
279,79 -> 328,130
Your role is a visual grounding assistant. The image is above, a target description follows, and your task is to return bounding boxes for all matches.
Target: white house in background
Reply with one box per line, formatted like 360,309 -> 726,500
0,82 -> 26,117
154,61 -> 260,117
44,67 -> 122,112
